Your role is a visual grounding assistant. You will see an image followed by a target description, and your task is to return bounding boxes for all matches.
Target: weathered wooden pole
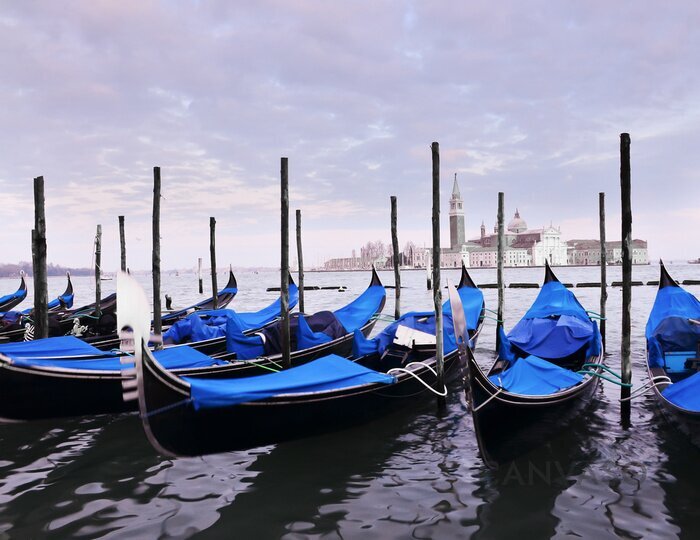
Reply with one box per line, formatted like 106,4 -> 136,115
280,157 -> 291,369
620,133 -> 632,406
431,142 -> 445,409
118,215 -> 126,272
390,195 -> 401,320
599,192 -> 607,349
295,209 -> 305,313
496,192 -> 505,349
152,166 -> 162,346
198,257 -> 203,294
426,250 -> 432,290
31,175 -> 48,339
210,217 -> 218,309
94,224 -> 102,316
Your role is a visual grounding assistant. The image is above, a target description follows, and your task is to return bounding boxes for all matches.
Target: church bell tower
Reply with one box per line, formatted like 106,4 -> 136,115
449,173 -> 465,250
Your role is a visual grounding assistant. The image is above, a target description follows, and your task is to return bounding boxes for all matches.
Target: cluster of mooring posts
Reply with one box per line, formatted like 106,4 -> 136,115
25,132 -> 644,420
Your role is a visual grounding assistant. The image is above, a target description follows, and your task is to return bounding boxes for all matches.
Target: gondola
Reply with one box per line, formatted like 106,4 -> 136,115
645,262 -> 700,446
0,269 -> 382,421
161,267 -> 238,324
127,269 -> 482,457
0,274 -> 27,312
0,270 -> 237,345
0,274 -> 75,340
462,262 -> 604,468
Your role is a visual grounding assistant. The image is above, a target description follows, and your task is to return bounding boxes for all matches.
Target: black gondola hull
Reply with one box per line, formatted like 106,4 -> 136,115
140,345 -> 466,457
0,318 -> 378,421
466,353 -> 601,468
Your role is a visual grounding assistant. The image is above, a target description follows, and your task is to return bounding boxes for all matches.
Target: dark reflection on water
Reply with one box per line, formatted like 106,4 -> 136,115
1,265 -> 699,538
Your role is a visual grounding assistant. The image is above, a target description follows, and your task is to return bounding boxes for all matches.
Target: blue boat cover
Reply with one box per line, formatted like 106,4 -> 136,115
7,342 -> 227,371
442,284 -> 485,333
662,371 -> 700,412
297,314 -> 332,349
183,354 -> 396,410
0,335 -> 107,360
334,284 -> 386,332
488,355 -> 584,395
21,291 -> 76,314
506,281 -> 598,360
0,287 -> 26,308
163,283 -> 299,344
352,284 -> 483,358
645,284 -> 700,368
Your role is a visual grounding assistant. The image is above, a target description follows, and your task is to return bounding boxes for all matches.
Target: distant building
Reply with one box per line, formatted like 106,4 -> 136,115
567,239 -> 649,265
321,177 -> 648,270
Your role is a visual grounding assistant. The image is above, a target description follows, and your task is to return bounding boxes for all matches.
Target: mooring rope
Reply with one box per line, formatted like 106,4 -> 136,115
619,375 -> 672,402
473,382 -> 504,412
387,361 -> 447,397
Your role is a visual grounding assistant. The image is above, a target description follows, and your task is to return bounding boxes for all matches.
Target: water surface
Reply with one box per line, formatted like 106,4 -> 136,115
1,264 -> 699,538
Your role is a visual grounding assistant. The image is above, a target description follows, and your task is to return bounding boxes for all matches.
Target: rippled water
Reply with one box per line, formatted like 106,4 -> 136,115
1,264 -> 699,538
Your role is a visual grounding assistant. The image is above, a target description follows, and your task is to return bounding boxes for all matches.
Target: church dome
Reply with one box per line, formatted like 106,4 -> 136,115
508,209 -> 527,233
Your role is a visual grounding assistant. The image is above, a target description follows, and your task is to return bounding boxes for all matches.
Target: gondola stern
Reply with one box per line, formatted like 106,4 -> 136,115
370,265 -> 383,287
457,262 -> 478,289
659,260 -> 679,289
543,260 -> 560,284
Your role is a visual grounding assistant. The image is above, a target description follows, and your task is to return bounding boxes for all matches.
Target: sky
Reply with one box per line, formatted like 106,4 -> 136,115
1,1 -> 699,271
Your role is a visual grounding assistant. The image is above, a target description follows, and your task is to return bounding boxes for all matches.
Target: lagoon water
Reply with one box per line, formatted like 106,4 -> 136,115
1,263 -> 699,539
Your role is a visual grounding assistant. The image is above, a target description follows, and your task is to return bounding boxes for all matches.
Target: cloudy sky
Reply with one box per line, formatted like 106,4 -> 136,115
1,1 -> 699,271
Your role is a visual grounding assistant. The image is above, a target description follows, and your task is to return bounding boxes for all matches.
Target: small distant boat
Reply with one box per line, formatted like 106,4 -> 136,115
688,258 -> 700,264
645,262 -> 700,446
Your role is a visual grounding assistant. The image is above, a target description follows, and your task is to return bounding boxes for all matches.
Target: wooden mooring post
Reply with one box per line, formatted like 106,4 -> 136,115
198,257 -> 203,294
94,224 -> 102,317
152,166 -> 162,346
210,217 -> 218,309
118,215 -> 126,272
620,134 -> 632,410
390,196 -> 401,320
431,142 -> 445,409
280,158 -> 291,369
599,193 -> 607,349
31,175 -> 48,339
296,209 -> 305,314
496,192 -> 505,349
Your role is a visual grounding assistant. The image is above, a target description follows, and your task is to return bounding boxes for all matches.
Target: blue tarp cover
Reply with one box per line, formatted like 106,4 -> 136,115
334,284 -> 385,332
352,284 -> 483,358
163,284 -> 299,344
0,288 -> 26,307
506,281 -> 597,360
662,370 -> 700,412
523,281 -> 589,320
0,335 -> 107,360
183,354 -> 396,410
488,355 -> 584,395
7,342 -> 227,371
645,284 -> 700,369
297,314 -> 332,349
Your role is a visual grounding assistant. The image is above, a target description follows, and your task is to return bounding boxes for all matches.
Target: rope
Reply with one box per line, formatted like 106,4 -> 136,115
235,358 -> 281,373
581,362 -> 623,379
387,361 -> 447,397
483,315 -> 503,323
142,398 -> 193,418
585,311 -> 606,320
473,378 -> 504,412
578,370 -> 633,387
619,375 -> 672,402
